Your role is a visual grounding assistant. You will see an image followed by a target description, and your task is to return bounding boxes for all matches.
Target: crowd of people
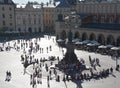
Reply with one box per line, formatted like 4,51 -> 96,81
0,35 -> 119,88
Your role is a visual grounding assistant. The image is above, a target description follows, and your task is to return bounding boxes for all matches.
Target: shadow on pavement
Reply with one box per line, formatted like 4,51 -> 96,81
72,80 -> 83,88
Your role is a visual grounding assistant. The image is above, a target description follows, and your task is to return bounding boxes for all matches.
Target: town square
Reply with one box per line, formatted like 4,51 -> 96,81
0,0 -> 120,88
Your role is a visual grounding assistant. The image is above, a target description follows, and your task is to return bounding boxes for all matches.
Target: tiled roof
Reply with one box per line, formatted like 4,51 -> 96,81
67,0 -> 77,5
56,0 -> 70,8
0,0 -> 14,5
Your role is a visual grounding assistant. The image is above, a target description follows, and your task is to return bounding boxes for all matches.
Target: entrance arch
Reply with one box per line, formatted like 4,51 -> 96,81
107,35 -> 115,45
28,27 -> 32,33
117,36 -> 120,46
39,27 -> 41,33
89,33 -> 96,41
98,34 -> 105,44
82,32 -> 88,41
74,31 -> 80,39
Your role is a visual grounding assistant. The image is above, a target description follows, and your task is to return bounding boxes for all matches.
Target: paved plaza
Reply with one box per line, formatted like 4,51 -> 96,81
0,35 -> 120,88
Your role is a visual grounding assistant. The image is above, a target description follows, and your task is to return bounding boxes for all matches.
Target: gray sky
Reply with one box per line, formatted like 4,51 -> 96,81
13,0 -> 50,4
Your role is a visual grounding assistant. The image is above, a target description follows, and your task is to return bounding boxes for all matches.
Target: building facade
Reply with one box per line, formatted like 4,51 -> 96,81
15,3 -> 42,33
42,5 -> 56,33
76,1 -> 120,24
55,0 -> 120,46
0,0 -> 120,45
0,0 -> 15,32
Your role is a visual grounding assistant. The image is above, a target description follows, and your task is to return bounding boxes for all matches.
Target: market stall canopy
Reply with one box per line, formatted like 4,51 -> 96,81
87,43 -> 95,46
94,42 -> 100,46
91,40 -> 98,43
98,45 -> 107,49
75,41 -> 83,45
106,44 -> 113,48
72,38 -> 81,43
57,39 -> 65,42
82,40 -> 90,44
111,47 -> 120,51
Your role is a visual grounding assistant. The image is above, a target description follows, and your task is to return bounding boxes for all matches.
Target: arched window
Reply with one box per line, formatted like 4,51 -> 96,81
98,34 -> 105,44
89,33 -> 96,41
107,35 -> 115,45
74,31 -> 80,39
82,33 -> 88,41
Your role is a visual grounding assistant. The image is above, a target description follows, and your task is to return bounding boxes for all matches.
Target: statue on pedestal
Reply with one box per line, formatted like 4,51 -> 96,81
62,30 -> 79,64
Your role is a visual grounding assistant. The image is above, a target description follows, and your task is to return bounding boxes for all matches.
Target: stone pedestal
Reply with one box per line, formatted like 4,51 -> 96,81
62,41 -> 79,64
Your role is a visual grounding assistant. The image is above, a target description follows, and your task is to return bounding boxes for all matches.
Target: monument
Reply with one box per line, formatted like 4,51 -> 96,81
62,30 -> 79,64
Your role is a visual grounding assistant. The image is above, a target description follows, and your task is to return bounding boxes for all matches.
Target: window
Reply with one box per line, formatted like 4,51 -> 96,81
34,19 -> 36,24
39,19 -> 41,24
3,21 -> 5,25
23,18 -> 26,25
9,7 -> 12,11
93,16 -> 97,23
28,18 -> 31,24
109,17 -> 113,23
9,14 -> 12,19
18,28 -> 21,32
2,14 -> 5,18
101,17 -> 105,23
2,7 -> 4,11
10,23 -> 12,26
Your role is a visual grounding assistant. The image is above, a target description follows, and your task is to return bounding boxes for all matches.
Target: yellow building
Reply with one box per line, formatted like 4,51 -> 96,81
43,5 -> 55,33
42,1 -> 72,33
15,3 -> 42,33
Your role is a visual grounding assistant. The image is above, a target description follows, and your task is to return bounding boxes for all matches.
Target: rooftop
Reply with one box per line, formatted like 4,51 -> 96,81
56,0 -> 70,8
0,0 -> 14,5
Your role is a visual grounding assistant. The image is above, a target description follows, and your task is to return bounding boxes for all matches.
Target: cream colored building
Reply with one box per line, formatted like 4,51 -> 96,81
15,3 -> 42,33
55,1 -> 120,46
76,1 -> 120,23
0,0 -> 15,32
76,1 -> 120,14
56,21 -> 120,46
